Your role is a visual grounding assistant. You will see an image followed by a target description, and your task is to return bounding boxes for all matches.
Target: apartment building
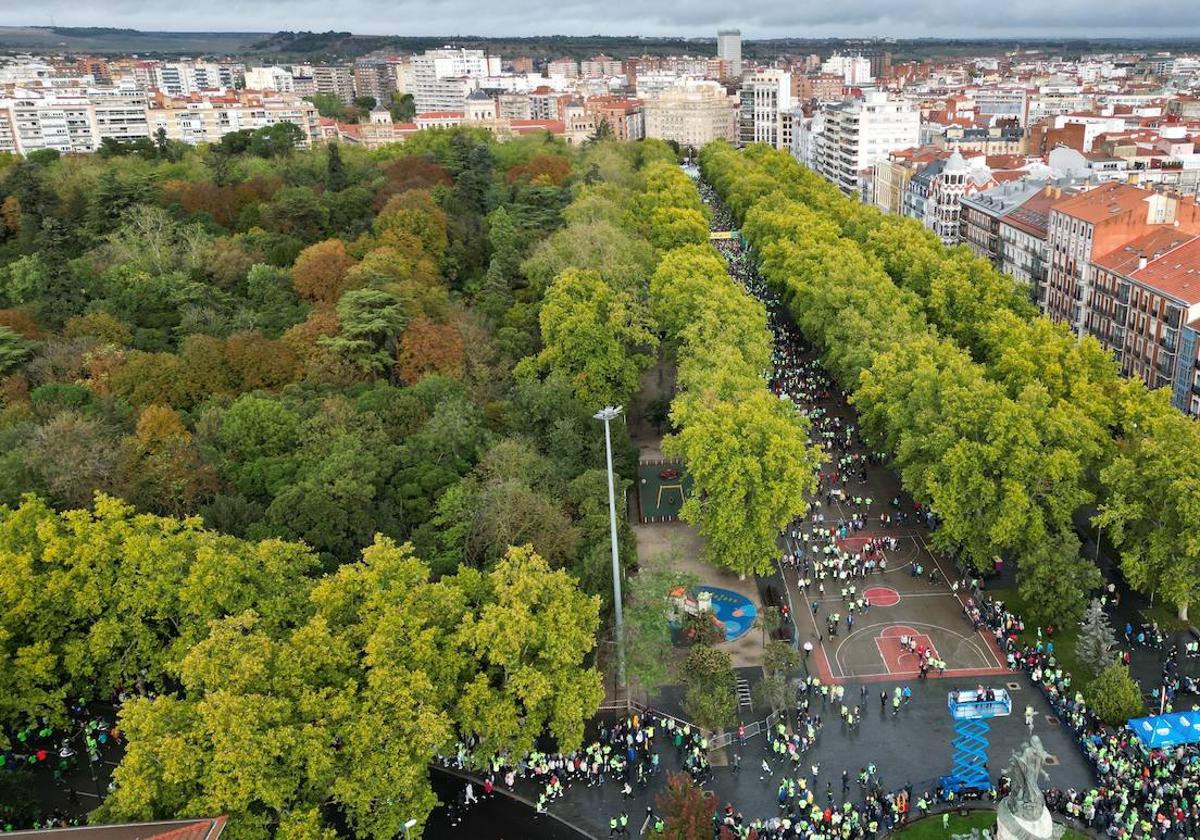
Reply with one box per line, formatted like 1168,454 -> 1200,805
244,66 -> 295,93
1000,186 -> 1074,301
547,59 -> 579,78
959,178 -> 1053,271
89,90 -> 152,145
498,93 -> 532,121
1044,184 -> 1200,335
353,59 -> 398,105
1087,232 -> 1200,414
312,65 -> 356,104
0,94 -> 101,154
873,147 -> 939,215
794,72 -> 843,104
584,96 -> 645,141
810,92 -> 920,196
529,90 -> 570,121
739,69 -> 791,148
147,93 -> 320,147
973,87 -> 1030,126
580,56 -> 624,78
644,81 -> 738,149
822,53 -> 873,86
410,49 -> 500,113
153,62 -> 229,96
717,30 -> 742,79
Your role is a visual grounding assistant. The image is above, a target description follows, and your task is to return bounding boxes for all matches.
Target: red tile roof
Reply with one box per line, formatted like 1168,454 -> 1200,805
1129,237 -> 1200,305
1093,228 -> 1197,275
1051,182 -> 1151,224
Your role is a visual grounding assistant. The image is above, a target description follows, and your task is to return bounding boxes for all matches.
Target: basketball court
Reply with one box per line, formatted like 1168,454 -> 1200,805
783,530 -> 1010,684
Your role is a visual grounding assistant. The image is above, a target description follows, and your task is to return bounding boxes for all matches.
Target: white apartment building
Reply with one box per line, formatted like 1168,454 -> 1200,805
821,53 -> 873,86
0,61 -> 56,84
580,56 -> 623,78
244,66 -> 295,93
152,62 -> 237,96
635,73 -> 702,99
739,69 -> 792,148
644,81 -> 738,149
89,90 -> 151,144
972,87 -> 1030,126
410,49 -> 501,113
0,94 -> 98,154
717,30 -> 742,79
809,91 -> 920,195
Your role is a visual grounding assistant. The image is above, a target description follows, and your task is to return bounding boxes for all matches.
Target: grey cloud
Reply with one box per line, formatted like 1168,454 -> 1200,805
7,0 -> 1200,39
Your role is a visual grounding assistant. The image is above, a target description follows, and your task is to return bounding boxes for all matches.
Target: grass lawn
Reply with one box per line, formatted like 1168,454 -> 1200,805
1139,602 -> 1189,634
987,588 -> 1095,693
894,810 -> 1089,838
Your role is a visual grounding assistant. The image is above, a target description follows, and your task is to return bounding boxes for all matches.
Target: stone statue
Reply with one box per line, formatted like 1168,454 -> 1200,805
1005,736 -> 1050,819
996,734 -> 1063,840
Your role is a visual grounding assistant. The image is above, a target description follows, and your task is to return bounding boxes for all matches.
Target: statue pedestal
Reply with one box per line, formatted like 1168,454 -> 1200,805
995,799 -> 1063,840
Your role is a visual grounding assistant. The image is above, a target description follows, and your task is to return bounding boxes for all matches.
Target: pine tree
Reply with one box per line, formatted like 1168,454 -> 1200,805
325,142 -> 348,192
1076,597 -> 1117,674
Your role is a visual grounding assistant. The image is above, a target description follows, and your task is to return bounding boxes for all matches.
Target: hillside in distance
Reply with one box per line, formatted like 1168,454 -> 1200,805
0,26 -> 1198,62
0,26 -> 262,55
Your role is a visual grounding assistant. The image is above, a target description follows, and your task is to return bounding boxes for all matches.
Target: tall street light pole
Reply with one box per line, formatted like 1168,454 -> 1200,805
594,405 -> 626,688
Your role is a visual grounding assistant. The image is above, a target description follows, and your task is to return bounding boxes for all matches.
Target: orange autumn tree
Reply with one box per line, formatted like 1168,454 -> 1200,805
373,190 -> 448,265
505,153 -> 572,186
281,306 -> 340,361
0,308 -> 42,339
372,155 -> 452,211
292,239 -> 360,304
117,404 -> 218,516
224,331 -> 300,390
396,317 -> 465,384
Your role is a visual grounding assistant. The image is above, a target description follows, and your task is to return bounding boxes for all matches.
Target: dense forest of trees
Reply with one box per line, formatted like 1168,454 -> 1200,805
700,142 -> 1200,624
0,129 -> 700,835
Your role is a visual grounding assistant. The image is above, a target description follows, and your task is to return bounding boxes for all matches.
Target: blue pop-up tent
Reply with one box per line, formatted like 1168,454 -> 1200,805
1128,712 -> 1200,748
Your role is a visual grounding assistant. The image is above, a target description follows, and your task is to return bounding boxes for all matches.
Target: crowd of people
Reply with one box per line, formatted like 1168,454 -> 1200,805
1,697 -> 123,832
698,175 -> 1200,838
973,593 -> 1200,838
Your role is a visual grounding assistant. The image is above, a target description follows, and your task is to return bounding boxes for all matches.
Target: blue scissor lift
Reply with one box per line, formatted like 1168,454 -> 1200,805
939,689 -> 1012,794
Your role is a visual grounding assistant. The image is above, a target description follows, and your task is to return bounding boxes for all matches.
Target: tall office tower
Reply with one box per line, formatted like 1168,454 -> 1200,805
717,29 -> 742,79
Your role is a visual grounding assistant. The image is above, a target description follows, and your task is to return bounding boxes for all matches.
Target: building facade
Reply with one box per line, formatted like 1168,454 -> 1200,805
312,65 -> 356,104
644,81 -> 738,149
810,92 -> 920,196
409,49 -> 499,113
739,69 -> 791,148
353,59 -> 398,105
1087,233 -> 1200,414
717,30 -> 742,79
1044,184 -> 1200,335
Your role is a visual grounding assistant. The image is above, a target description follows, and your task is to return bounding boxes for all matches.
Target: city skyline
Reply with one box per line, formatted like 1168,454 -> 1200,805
7,0 -> 1200,41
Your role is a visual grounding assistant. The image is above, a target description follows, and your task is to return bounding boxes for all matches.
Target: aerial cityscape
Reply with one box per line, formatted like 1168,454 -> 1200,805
2,10 -> 1200,840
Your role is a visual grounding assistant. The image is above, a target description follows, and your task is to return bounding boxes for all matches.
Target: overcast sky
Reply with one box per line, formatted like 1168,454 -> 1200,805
7,0 -> 1200,39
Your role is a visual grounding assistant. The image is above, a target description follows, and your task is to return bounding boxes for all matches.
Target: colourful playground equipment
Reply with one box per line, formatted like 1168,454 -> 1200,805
667,586 -> 757,642
940,688 -> 1012,794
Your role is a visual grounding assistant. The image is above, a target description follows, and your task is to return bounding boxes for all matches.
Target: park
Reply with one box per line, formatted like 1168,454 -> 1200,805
3,129 -> 1200,840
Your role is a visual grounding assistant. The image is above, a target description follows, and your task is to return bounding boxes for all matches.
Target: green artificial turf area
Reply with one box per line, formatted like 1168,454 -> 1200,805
987,587 -> 1094,693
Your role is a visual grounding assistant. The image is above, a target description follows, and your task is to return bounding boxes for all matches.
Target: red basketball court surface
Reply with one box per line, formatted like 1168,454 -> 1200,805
780,531 -> 1009,684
